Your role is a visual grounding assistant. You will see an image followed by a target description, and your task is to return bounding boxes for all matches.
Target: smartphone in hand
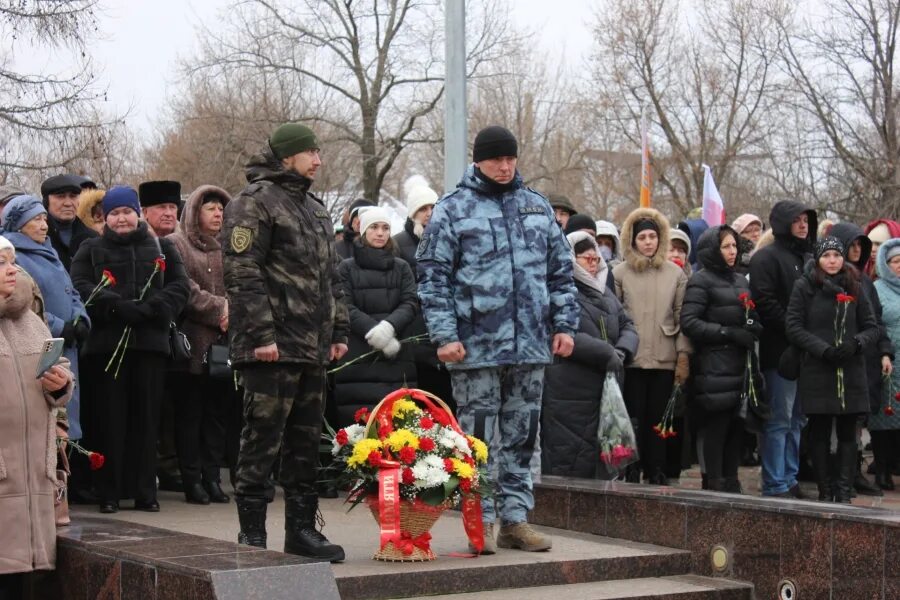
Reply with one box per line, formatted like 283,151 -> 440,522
36,338 -> 65,379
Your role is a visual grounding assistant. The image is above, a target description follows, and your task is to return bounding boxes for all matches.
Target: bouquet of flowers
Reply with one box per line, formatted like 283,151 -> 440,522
882,373 -> 899,416
598,372 -> 639,472
653,383 -> 681,440
329,388 -> 489,561
738,292 -> 761,408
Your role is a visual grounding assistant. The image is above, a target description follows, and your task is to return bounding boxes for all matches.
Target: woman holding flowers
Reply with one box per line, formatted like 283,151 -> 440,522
680,226 -> 765,494
541,231 -> 638,478
333,207 -> 418,426
872,238 -> 900,490
786,236 -> 882,502
70,186 -> 189,513
0,236 -> 73,596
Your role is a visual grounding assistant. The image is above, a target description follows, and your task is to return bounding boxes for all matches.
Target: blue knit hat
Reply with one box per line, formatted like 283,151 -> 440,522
102,185 -> 141,216
1,194 -> 47,233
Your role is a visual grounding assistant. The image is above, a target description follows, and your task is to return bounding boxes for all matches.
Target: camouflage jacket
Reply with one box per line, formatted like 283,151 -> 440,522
416,164 -> 579,370
221,148 -> 349,367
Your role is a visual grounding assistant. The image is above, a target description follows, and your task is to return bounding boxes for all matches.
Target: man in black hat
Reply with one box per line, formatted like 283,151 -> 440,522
139,180 -> 182,237
41,174 -> 98,270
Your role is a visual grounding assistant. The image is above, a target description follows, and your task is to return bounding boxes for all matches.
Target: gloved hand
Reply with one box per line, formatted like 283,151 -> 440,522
835,339 -> 860,361
615,349 -> 628,365
823,346 -> 842,365
725,327 -> 756,350
607,350 -> 624,373
113,300 -> 148,325
743,319 -> 764,338
74,320 -> 90,344
61,321 -> 76,347
365,320 -> 395,351
382,337 -> 401,358
674,352 -> 690,385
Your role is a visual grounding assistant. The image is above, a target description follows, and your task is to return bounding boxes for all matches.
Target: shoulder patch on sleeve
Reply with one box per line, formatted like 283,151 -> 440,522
519,206 -> 545,215
314,209 -> 329,218
415,232 -> 433,261
231,226 -> 254,253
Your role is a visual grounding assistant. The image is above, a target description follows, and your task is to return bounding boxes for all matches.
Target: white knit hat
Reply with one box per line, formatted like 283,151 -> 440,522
406,185 -> 438,220
358,206 -> 391,234
0,235 -> 13,254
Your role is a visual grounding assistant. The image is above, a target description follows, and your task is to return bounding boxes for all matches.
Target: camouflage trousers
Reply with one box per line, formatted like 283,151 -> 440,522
234,363 -> 324,501
450,365 -> 544,525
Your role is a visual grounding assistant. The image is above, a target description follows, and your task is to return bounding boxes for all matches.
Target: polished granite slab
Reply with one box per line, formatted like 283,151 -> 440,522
531,476 -> 900,600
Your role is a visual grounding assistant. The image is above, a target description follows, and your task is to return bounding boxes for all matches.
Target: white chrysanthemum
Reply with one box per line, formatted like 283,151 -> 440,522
345,424 -> 365,444
437,429 -> 457,449
411,457 -> 450,488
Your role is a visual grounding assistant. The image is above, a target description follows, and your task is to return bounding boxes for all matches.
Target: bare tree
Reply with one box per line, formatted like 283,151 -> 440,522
774,0 -> 900,221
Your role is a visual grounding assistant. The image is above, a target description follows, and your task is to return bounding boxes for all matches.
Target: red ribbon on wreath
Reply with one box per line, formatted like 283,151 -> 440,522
387,531 -> 433,555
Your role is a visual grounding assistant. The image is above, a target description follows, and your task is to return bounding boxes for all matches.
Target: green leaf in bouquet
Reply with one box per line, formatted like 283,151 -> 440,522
419,485 -> 448,506
443,475 -> 460,498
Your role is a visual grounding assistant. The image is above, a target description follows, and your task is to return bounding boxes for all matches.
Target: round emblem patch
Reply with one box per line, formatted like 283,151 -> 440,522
231,226 -> 253,253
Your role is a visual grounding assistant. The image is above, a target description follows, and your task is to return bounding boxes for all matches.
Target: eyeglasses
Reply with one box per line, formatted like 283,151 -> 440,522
576,255 -> 600,265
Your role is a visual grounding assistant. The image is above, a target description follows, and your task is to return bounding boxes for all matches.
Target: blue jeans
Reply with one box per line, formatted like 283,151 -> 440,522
759,369 -> 805,495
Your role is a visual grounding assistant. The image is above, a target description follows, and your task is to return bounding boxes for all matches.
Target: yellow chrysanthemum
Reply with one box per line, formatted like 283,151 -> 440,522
392,399 -> 421,418
348,439 -> 382,468
385,428 -> 420,452
451,458 -> 475,480
467,435 -> 488,464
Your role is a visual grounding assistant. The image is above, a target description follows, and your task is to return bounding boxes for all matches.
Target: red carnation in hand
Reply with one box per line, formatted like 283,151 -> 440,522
335,428 -> 349,445
398,446 -> 417,465
101,269 -> 117,287
443,458 -> 455,473
885,405 -> 895,416
419,437 -> 435,452
154,257 -> 166,272
89,452 -> 105,470
739,292 -> 750,301
354,407 -> 369,424
836,293 -> 855,303
401,468 -> 415,485
419,416 -> 435,430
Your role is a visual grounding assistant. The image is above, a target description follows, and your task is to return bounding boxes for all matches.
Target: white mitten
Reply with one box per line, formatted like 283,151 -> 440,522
365,320 -> 395,350
382,337 -> 401,358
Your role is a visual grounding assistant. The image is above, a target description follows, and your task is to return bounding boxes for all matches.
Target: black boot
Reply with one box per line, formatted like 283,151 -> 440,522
723,477 -> 743,494
705,477 -> 726,492
833,442 -> 856,504
701,473 -> 708,490
203,480 -> 231,504
284,495 -> 345,562
185,482 -> 210,505
810,438 -> 832,502
853,452 -> 883,496
236,498 -> 267,548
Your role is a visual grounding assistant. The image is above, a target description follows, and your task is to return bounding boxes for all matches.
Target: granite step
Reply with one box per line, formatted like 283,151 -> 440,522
423,575 -> 754,599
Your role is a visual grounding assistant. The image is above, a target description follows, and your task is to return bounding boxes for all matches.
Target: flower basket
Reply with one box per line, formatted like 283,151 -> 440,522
329,388 -> 490,562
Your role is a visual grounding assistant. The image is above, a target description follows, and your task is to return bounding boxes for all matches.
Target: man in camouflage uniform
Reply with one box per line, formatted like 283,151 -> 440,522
417,125 -> 579,554
221,123 -> 349,562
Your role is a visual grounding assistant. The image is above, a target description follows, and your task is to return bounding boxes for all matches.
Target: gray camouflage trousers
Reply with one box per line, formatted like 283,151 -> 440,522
450,365 -> 544,525
234,364 -> 324,501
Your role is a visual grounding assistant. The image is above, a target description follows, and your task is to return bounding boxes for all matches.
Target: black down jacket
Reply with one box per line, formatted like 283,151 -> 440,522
393,218 -> 441,369
541,280 -> 639,478
333,240 -> 418,426
749,201 -> 817,369
70,221 -> 190,356
681,226 -> 765,413
830,222 -> 894,412
786,268 -> 880,415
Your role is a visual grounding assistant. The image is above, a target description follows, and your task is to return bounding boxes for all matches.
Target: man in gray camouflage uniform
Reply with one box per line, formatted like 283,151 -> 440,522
417,125 -> 579,554
222,123 -> 349,562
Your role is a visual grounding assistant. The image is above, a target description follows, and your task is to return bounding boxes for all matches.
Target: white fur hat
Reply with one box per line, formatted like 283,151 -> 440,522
404,176 -> 438,220
0,235 -> 13,254
358,206 -> 391,234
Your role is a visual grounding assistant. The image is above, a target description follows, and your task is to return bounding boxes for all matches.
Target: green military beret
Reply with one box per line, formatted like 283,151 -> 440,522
269,123 -> 319,159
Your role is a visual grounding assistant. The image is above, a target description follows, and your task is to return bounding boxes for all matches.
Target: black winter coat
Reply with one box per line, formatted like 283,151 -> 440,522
48,215 -> 98,271
786,270 -> 880,415
681,226 -> 764,413
70,222 -> 191,356
830,222 -> 894,412
333,241 -> 418,426
392,219 -> 420,274
393,219 -> 440,368
541,279 -> 639,478
749,201 -> 817,369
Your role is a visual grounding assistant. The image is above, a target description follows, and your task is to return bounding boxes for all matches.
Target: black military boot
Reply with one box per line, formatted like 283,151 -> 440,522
236,497 -> 267,548
284,495 -> 345,563
833,442 -> 856,504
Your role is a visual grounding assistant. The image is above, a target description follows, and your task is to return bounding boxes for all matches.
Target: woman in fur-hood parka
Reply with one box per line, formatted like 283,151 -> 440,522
613,207 -> 690,485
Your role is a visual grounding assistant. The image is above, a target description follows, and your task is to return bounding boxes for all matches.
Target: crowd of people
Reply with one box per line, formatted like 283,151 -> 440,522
2,119 -> 900,590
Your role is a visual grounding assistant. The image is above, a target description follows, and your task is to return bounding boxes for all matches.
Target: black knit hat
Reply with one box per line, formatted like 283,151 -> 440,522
138,180 -> 181,208
564,213 -> 597,235
815,236 -> 844,260
473,126 -> 518,162
348,198 -> 375,221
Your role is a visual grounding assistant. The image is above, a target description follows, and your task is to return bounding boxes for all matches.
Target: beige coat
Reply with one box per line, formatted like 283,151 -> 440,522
613,207 -> 690,370
0,275 -> 73,575
168,185 -> 231,374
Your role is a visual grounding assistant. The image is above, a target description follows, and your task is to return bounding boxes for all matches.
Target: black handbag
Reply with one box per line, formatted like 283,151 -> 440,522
169,323 -> 192,362
204,336 -> 232,379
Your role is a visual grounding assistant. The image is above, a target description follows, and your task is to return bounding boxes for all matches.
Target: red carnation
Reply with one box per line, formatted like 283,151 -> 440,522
739,292 -> 749,301
419,416 -> 435,430
354,407 -> 369,424
443,458 -> 455,473
836,293 -> 855,303
335,428 -> 349,445
419,437 -> 435,452
894,391 -> 900,401
885,405 -> 895,416
154,257 -> 166,273
101,269 -> 117,287
398,446 -> 417,464
459,478 -> 472,493
401,468 -> 415,485
89,452 -> 105,470
368,451 -> 383,467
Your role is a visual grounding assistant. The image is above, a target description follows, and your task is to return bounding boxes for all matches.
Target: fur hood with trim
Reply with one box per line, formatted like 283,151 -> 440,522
178,184 -> 232,251
620,207 -> 671,272
76,189 -> 105,231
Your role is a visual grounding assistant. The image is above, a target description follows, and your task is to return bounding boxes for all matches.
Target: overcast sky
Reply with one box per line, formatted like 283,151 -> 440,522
78,0 -> 594,132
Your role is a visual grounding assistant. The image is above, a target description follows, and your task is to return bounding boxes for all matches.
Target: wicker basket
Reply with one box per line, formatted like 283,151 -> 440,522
366,497 -> 448,561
